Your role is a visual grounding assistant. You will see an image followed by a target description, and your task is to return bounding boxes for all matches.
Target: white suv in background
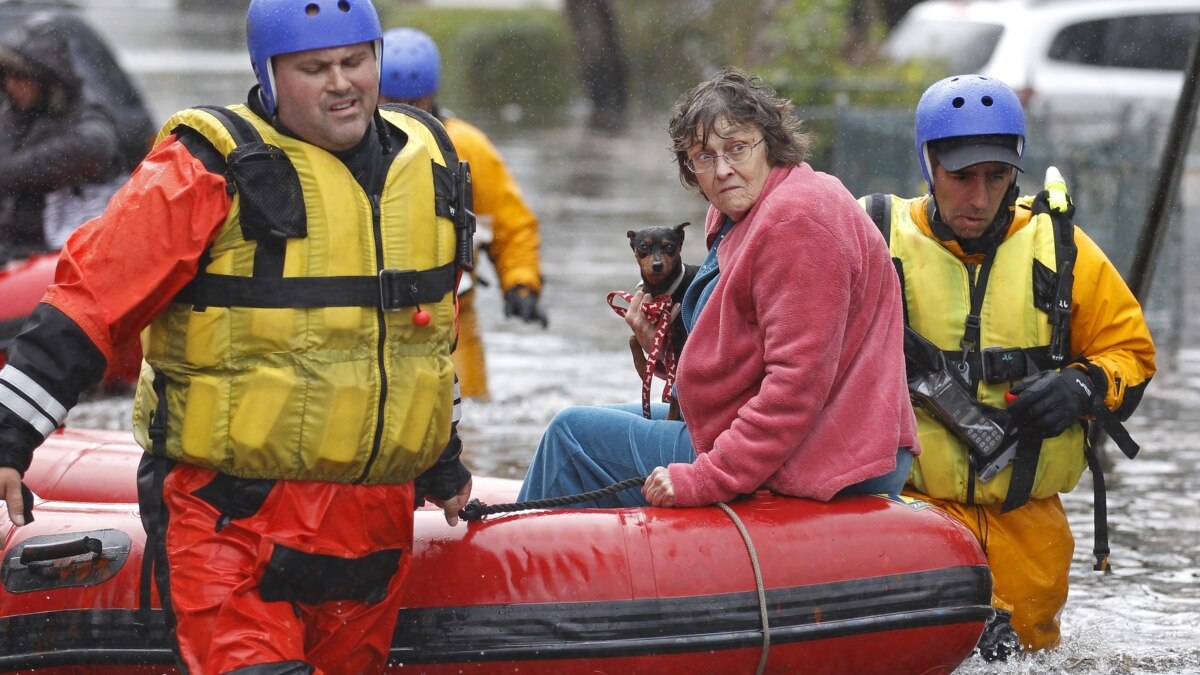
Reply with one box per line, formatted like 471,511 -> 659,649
883,0 -> 1200,123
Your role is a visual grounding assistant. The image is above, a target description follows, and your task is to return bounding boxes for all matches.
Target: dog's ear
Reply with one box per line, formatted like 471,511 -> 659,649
627,230 -> 638,248
674,222 -> 690,239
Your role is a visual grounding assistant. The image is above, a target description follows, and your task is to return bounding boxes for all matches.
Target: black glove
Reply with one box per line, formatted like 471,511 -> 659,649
414,434 -> 472,508
504,285 -> 548,327
1006,368 -> 1095,439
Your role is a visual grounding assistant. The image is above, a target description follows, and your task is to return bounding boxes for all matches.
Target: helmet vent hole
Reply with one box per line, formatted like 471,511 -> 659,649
305,3 -> 319,16
982,96 -> 994,106
951,96 -> 965,109
338,0 -> 351,11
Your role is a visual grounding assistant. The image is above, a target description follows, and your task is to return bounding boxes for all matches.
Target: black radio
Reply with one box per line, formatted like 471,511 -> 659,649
904,328 -> 1017,482
909,368 -> 1016,481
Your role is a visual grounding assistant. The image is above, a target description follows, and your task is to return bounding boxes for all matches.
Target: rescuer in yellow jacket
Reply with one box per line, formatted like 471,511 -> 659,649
0,2 -> 474,672
380,27 -> 548,400
861,75 -> 1155,660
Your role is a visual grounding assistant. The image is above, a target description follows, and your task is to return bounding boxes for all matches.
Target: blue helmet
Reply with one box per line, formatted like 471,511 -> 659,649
914,74 -> 1025,184
380,27 -> 440,100
246,0 -> 383,115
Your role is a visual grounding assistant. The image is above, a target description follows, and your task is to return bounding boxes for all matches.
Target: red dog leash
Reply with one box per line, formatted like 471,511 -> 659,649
607,290 -> 677,418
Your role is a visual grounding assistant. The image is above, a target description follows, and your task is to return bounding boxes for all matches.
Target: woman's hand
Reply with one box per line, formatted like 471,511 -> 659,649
625,290 -> 655,352
625,290 -> 681,354
642,466 -> 676,507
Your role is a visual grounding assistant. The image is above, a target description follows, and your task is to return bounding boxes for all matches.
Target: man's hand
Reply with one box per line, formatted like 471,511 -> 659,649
641,466 -> 676,507
504,285 -> 548,327
1,466 -> 29,526
1007,368 -> 1094,438
425,477 -> 473,527
414,434 -> 473,526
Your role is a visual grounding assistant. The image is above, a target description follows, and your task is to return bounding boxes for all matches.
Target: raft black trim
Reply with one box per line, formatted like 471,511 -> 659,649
390,565 -> 992,664
0,565 -> 990,670
0,609 -> 176,670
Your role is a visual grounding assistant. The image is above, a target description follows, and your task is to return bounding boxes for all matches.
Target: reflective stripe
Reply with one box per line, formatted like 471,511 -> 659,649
452,378 -> 462,424
0,366 -> 64,437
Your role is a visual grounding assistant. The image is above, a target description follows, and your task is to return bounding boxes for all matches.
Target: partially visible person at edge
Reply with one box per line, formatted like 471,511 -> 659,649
0,1 -> 473,672
379,27 -> 547,400
0,12 -> 144,253
859,74 -> 1155,660
518,66 -> 918,509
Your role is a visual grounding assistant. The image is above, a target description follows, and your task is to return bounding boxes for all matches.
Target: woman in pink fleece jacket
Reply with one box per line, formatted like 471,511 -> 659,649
518,67 -> 918,508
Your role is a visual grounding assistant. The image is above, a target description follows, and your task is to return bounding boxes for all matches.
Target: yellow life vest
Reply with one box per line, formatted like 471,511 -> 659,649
883,194 -> 1086,505
132,105 -> 462,485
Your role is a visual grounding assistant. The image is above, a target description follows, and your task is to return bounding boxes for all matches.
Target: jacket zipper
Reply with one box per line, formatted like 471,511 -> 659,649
358,192 -> 388,483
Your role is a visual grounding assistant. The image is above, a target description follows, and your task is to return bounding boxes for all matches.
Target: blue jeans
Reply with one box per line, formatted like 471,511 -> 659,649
518,402 -> 913,507
518,402 -> 692,508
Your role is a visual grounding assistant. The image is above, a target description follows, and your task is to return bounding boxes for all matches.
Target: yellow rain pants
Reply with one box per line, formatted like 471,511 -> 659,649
905,488 -> 1073,651
452,289 -> 488,399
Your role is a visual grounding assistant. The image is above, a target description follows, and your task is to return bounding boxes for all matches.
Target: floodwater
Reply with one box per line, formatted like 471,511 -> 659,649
64,2 -> 1200,673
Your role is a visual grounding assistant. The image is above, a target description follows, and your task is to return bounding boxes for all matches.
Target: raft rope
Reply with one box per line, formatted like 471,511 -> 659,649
716,502 -> 771,675
606,290 -> 678,418
457,478 -> 772,673
458,475 -> 649,521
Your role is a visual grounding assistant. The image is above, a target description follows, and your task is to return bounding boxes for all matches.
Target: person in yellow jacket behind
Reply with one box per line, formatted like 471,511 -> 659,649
379,27 -> 548,400
860,75 -> 1155,661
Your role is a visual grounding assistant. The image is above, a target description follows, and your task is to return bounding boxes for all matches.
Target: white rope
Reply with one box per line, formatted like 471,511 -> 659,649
717,501 -> 770,675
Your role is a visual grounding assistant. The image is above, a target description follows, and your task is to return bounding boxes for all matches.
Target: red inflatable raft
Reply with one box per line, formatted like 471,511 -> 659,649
3,428 -> 992,674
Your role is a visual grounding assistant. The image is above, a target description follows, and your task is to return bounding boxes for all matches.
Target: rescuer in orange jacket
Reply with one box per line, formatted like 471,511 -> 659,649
0,1 -> 473,672
380,27 -> 548,400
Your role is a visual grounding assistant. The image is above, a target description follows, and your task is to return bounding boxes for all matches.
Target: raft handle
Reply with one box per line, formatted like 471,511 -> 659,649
19,535 -> 103,565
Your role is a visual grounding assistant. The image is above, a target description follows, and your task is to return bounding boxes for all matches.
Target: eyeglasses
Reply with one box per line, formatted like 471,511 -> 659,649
686,138 -> 764,174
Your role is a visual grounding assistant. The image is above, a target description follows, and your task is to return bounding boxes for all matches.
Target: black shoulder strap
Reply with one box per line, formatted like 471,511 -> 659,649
380,103 -> 476,273
865,193 -> 908,326
189,105 -> 300,278
1030,190 -> 1078,363
193,105 -> 264,147
379,103 -> 459,166
865,192 -> 892,246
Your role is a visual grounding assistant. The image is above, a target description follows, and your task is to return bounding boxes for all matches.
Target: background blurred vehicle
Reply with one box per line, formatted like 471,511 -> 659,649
883,0 -> 1200,124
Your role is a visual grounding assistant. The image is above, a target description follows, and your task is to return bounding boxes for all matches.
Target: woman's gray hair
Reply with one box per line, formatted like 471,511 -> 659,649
668,66 -> 811,189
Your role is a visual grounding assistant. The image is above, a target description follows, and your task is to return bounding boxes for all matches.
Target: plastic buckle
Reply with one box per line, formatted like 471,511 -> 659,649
378,268 -> 420,312
980,347 -> 1026,385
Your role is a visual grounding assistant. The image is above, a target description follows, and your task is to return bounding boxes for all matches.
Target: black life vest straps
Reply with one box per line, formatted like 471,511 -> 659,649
193,105 -> 300,279
1030,190 -> 1077,363
865,193 -> 908,324
381,103 -> 477,273
172,105 -> 461,312
1000,433 -> 1041,513
174,262 -> 457,310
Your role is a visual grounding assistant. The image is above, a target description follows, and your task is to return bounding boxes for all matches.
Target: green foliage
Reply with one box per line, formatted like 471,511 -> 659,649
379,7 -> 577,119
377,2 -> 941,137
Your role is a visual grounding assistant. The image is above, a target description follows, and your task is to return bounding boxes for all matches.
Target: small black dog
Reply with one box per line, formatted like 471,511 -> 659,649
626,222 -> 697,420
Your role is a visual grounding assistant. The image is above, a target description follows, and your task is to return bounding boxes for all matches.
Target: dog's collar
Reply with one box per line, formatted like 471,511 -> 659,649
636,267 -> 687,299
